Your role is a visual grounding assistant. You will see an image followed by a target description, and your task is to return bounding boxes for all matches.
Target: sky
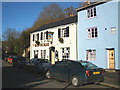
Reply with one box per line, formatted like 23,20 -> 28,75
2,2 -> 80,34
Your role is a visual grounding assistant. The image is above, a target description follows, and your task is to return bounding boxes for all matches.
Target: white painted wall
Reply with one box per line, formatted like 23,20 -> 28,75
30,23 -> 77,62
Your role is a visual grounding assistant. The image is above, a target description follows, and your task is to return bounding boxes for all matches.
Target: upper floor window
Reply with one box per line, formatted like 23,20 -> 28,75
87,7 -> 96,18
40,32 -> 43,40
58,28 -> 61,38
33,34 -> 35,41
58,27 -> 69,38
43,32 -> 46,40
46,31 -> 48,39
37,33 -> 39,41
64,27 -> 69,37
87,27 -> 98,39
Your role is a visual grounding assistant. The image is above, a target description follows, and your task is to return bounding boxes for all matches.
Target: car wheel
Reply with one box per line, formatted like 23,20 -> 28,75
46,70 -> 51,79
71,76 -> 81,87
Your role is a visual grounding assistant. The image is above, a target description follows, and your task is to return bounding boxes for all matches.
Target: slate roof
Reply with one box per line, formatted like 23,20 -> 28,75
30,15 -> 77,33
76,0 -> 111,12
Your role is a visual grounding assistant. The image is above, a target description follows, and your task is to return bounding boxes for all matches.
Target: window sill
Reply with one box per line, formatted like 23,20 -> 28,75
87,37 -> 98,40
86,16 -> 97,20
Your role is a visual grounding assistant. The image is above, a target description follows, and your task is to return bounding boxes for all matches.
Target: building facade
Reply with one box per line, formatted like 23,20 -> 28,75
30,16 -> 77,64
77,0 -> 120,70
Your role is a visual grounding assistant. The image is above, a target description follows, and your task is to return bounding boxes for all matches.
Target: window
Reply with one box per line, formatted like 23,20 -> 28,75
66,27 -> 69,37
34,50 -> 39,58
44,32 -> 46,40
41,50 -> 43,58
63,27 -> 69,37
87,7 -> 96,18
41,32 -> 43,40
58,29 -> 61,38
44,50 -> 46,59
86,50 -> 96,61
59,27 -> 69,38
41,50 -> 46,59
87,27 -> 98,39
62,47 -> 70,60
33,34 -> 35,41
37,33 -> 39,41
46,31 -> 48,39
81,62 -> 98,68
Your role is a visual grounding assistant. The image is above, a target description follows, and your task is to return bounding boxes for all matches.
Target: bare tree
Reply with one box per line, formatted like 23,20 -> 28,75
2,28 -> 20,55
64,6 -> 77,17
34,3 -> 65,28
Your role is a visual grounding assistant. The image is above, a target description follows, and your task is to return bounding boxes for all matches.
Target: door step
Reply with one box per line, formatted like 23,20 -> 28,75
105,69 -> 116,72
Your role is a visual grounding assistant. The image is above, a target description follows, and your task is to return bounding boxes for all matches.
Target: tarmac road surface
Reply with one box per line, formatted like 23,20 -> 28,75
2,60 -> 114,89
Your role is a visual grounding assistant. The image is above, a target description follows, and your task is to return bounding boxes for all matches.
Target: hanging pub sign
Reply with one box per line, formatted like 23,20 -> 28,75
48,32 -> 54,42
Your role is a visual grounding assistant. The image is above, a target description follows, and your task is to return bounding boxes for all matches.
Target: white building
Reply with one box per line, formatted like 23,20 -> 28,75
30,15 -> 77,64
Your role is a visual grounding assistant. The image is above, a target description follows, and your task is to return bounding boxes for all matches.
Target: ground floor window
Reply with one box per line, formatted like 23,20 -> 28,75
62,47 -> 70,60
41,50 -> 46,59
86,49 -> 96,61
34,50 -> 39,58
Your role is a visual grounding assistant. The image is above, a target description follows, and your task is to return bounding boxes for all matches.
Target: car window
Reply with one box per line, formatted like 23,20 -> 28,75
39,59 -> 49,63
55,61 -> 66,67
70,62 -> 81,68
80,62 -> 98,68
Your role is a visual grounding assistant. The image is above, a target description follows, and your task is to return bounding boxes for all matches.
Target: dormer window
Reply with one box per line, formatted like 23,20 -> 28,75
87,7 -> 96,18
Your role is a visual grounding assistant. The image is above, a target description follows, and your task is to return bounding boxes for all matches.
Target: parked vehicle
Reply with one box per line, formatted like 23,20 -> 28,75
7,55 -> 15,64
12,56 -> 27,68
45,60 -> 104,87
4,54 -> 9,62
25,58 -> 52,73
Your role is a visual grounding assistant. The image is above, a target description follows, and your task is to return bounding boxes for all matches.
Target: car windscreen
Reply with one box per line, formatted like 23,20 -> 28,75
80,62 -> 98,68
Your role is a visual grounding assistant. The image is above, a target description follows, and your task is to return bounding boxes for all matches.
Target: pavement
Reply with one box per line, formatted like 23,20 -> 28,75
100,70 -> 120,88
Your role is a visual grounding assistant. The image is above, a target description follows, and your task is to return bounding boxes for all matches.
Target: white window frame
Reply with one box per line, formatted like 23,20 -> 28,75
60,27 -> 69,38
41,50 -> 46,59
87,27 -> 98,39
62,47 -> 70,60
87,7 -> 96,18
86,50 -> 96,61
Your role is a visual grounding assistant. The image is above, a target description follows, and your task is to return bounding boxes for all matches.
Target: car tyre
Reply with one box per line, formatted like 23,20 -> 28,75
46,70 -> 51,79
71,76 -> 81,87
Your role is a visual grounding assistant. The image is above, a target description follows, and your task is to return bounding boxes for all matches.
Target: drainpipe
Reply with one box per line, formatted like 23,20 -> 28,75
76,22 -> 78,60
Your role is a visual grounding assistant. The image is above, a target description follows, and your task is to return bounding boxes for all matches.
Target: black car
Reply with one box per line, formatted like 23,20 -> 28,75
25,58 -> 52,73
45,60 -> 104,87
12,56 -> 27,68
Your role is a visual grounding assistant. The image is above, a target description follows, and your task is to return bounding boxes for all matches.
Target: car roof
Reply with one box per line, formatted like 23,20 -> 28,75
63,60 -> 89,63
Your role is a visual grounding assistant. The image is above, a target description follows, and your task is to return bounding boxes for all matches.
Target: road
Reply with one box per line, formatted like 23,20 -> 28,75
2,60 -> 113,89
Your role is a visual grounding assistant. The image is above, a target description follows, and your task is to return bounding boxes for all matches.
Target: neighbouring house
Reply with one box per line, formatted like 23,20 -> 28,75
22,47 -> 30,58
30,15 -> 77,64
76,0 -> 120,70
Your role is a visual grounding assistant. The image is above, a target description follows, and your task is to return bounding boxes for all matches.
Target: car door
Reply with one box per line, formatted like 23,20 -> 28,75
52,61 -> 69,81
27,59 -> 34,70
